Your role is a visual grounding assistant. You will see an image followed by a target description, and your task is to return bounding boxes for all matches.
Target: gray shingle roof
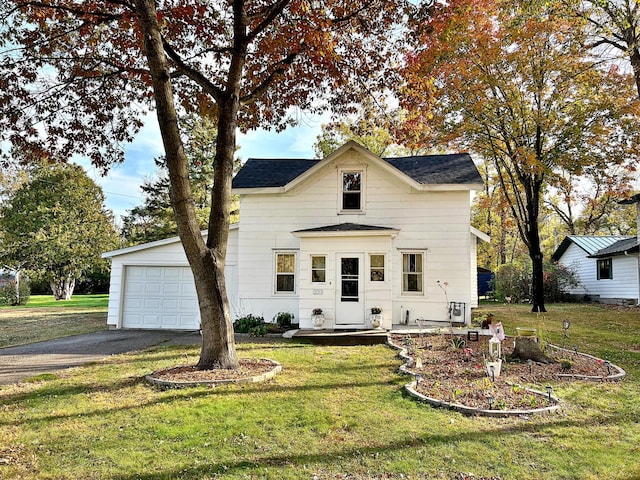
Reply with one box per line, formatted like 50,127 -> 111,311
552,235 -> 635,260
232,153 -> 481,189
232,159 -> 320,188
384,153 -> 482,184
589,237 -> 639,258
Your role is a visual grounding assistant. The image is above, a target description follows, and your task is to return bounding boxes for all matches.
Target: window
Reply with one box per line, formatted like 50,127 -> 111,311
402,252 -> 424,293
370,254 -> 385,282
275,253 -> 296,293
342,171 -> 362,211
311,255 -> 326,283
597,258 -> 612,280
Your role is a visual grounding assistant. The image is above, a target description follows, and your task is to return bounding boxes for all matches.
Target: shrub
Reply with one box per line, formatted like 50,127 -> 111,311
273,311 -> 295,327
493,263 -> 531,303
559,358 -> 574,370
248,324 -> 267,337
544,261 -> 580,302
233,314 -> 265,333
0,279 -> 30,306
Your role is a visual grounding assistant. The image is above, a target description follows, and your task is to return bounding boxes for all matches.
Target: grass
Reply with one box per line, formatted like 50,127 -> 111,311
0,303 -> 639,479
0,294 -> 108,348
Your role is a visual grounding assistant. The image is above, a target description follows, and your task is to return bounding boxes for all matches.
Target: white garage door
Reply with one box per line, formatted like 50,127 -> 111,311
122,266 -> 200,330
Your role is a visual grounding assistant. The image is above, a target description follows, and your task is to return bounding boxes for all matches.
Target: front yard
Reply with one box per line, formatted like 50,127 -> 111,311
0,294 -> 108,348
0,302 -> 639,479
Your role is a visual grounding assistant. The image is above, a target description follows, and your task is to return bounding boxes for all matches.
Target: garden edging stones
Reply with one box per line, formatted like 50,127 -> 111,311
145,359 -> 282,388
388,337 -> 562,418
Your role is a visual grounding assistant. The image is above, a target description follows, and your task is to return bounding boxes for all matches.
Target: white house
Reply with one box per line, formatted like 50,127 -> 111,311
103,141 -> 487,330
552,235 -> 640,304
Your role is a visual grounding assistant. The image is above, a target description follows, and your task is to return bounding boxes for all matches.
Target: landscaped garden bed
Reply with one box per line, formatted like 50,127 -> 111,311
389,332 -> 625,416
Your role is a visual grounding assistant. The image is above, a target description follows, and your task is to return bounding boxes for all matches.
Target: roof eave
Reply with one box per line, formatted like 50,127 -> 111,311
415,182 -> 483,192
232,187 -> 285,195
102,225 -> 239,259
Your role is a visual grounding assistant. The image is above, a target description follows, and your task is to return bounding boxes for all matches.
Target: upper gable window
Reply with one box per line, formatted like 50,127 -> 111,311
341,171 -> 362,212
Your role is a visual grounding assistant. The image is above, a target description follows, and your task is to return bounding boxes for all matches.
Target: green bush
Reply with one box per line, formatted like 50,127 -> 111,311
273,311 -> 295,327
233,314 -> 265,333
248,324 -> 267,337
0,280 -> 31,306
493,260 -> 579,303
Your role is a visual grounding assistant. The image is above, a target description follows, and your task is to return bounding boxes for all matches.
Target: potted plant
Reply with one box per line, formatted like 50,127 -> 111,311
311,308 -> 324,329
370,307 -> 383,328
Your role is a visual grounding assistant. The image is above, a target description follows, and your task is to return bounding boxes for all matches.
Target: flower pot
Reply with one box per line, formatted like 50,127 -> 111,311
311,314 -> 325,329
516,327 -> 537,337
370,314 -> 383,329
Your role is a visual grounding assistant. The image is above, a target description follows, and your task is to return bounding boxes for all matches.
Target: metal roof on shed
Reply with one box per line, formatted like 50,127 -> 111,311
552,235 -> 634,260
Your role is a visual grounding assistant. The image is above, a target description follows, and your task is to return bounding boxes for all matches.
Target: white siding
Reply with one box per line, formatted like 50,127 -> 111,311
236,148 -> 476,326
105,227 -> 240,328
557,242 -> 640,302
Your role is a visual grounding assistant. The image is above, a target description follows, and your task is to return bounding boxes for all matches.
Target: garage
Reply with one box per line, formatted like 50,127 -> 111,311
102,227 -> 239,330
121,265 -> 200,330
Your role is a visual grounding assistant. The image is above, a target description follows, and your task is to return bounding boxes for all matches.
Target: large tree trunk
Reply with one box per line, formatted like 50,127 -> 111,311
50,275 -> 75,301
135,0 -> 238,369
525,160 -> 546,313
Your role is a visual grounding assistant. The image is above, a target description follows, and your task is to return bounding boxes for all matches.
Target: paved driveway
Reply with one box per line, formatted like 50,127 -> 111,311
0,330 -> 201,385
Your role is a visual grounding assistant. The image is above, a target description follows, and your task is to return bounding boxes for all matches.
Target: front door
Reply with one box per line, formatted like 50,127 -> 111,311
335,253 -> 364,326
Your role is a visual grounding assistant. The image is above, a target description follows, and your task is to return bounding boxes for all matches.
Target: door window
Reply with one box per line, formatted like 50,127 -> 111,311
341,257 -> 359,302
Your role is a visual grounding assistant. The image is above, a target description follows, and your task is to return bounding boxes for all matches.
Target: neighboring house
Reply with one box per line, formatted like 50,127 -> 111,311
103,141 -> 487,330
552,235 -> 640,304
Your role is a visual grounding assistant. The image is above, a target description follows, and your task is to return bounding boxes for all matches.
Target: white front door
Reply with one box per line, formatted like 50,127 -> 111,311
335,253 -> 365,326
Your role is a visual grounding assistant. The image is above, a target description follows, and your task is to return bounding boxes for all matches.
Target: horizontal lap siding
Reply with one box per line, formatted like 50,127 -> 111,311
558,243 -> 639,301
237,152 -> 475,323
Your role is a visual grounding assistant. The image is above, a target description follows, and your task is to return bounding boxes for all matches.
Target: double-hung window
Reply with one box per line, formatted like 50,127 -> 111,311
341,171 -> 362,212
275,252 -> 296,293
402,252 -> 424,294
370,254 -> 385,282
311,255 -> 326,283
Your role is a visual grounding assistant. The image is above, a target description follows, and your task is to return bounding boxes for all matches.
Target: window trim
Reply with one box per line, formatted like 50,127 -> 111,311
310,254 -> 327,284
597,258 -> 612,280
274,251 -> 297,295
339,168 -> 366,214
401,251 -> 425,295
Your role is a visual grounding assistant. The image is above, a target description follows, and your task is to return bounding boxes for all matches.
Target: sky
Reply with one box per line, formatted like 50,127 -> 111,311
78,111 -> 330,224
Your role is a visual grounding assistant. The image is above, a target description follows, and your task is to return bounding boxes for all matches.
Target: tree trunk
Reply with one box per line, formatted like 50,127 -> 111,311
628,46 -> 640,99
50,275 -> 75,300
525,174 -> 546,312
512,336 -> 553,364
134,0 -> 238,369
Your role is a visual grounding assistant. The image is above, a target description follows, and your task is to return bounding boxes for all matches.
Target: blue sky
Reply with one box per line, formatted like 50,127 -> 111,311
78,112 -> 330,223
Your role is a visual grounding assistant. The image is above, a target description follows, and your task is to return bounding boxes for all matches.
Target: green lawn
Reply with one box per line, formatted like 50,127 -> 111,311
0,294 -> 108,348
14,294 -> 110,309
0,303 -> 639,479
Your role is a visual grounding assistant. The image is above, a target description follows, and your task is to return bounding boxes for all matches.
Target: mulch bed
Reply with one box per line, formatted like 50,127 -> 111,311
390,333 -> 615,412
149,358 -> 279,383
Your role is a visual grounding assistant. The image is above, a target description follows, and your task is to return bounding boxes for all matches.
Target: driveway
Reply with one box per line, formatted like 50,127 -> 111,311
0,330 -> 201,385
